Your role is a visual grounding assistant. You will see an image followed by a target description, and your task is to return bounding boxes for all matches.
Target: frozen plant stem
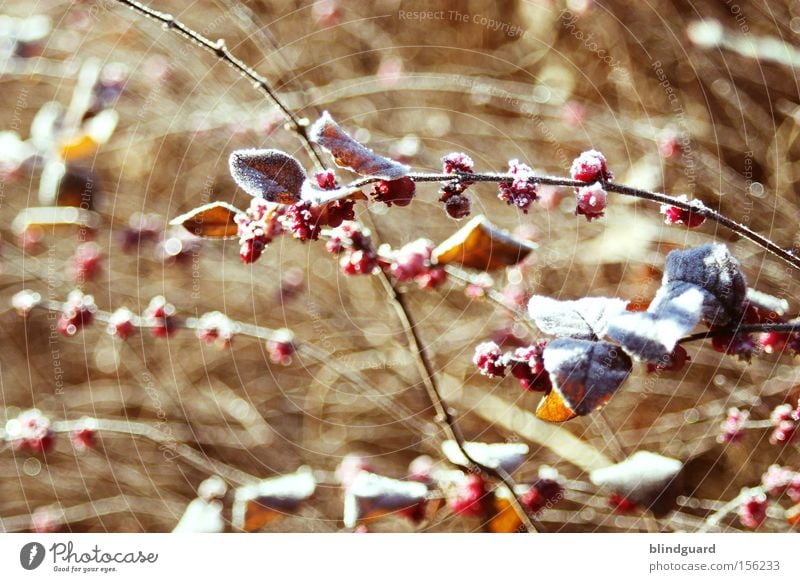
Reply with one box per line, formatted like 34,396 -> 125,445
110,0 -> 326,170
349,172 -> 800,272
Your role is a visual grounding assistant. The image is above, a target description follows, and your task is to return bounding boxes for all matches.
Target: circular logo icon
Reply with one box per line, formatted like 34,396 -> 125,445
20,542 -> 46,570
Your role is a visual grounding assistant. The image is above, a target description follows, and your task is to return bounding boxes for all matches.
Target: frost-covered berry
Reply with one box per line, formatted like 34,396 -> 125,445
498,159 -> 537,213
738,491 -> 768,529
473,341 -> 508,378
718,407 -> 749,444
390,239 -> 432,282
6,409 -> 55,454
442,152 -> 474,178
315,169 -> 338,190
416,266 -> 447,289
769,403 -> 798,445
70,241 -> 102,283
197,311 -> 235,349
660,194 -> 706,228
575,181 -> 608,221
608,493 -> 639,514
324,199 -> 356,228
761,465 -> 800,498
407,455 -> 435,484
57,290 -> 96,337
520,478 -> 563,514
509,343 -> 550,392
107,307 -> 135,340
570,149 -> 612,183
282,200 -> 323,241
235,198 -> 284,264
143,296 -> 178,338
11,289 -> 41,317
646,345 -> 690,374
327,222 -> 379,276
267,329 -> 295,365
449,474 -> 486,517
443,193 -> 472,219
371,176 -> 415,207
70,418 -> 97,453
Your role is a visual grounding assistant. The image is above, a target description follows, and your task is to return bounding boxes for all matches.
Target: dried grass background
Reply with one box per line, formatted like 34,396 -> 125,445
1,0 -> 800,532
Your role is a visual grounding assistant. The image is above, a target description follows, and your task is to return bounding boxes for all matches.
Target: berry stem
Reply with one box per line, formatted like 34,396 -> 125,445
109,0 -> 326,171
348,171 -> 800,272
679,322 -> 800,344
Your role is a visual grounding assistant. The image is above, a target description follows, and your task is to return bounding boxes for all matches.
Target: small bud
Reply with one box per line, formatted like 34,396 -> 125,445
267,329 -> 295,365
738,491 -> 768,529
473,341 -> 508,378
575,182 -> 608,221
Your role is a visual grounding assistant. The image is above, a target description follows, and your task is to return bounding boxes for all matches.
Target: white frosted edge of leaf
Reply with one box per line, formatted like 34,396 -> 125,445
441,440 -> 529,474
342,472 -> 428,528
235,466 -> 316,504
745,288 -> 789,316
590,451 -> 683,490
299,179 -> 360,205
172,498 -> 224,533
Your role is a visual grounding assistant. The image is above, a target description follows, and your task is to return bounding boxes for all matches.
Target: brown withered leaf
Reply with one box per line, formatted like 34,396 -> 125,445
169,201 -> 245,239
229,149 -> 306,204
433,215 -> 537,271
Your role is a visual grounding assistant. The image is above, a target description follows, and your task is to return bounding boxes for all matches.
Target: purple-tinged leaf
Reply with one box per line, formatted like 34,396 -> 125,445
606,284 -> 705,361
309,111 -> 410,179
228,149 -> 306,204
537,338 -> 632,421
527,295 -> 628,340
590,451 -> 684,517
661,243 -> 746,325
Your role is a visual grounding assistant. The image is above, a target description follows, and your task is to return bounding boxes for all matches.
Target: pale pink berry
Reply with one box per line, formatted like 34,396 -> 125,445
70,418 -> 97,453
197,311 -> 235,349
69,241 -> 102,282
267,329 -> 295,365
575,182 -> 608,221
143,296 -> 178,338
761,465 -> 799,497
57,290 -> 96,337
718,407 -> 749,444
107,307 -> 135,340
7,409 -> 55,454
738,491 -> 768,529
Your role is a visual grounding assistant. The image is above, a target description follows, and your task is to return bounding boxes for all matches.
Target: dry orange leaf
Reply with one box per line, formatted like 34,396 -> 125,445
535,389 -> 578,423
433,215 -> 537,271
489,495 -> 522,533
170,201 -> 247,239
787,503 -> 800,526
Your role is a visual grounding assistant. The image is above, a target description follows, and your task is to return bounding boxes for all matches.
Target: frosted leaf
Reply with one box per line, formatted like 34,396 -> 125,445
590,451 -> 684,517
441,441 -> 529,474
343,472 -> 428,528
661,243 -> 746,325
299,178 -> 362,205
232,466 -> 316,532
606,285 -> 705,361
309,111 -> 410,179
527,295 -> 629,340
172,498 -> 225,533
537,338 -> 632,420
228,149 -> 306,204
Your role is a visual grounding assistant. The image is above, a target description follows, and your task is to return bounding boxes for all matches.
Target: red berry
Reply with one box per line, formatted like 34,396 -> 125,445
58,290 -> 96,337
449,474 -> 486,517
107,307 -> 135,340
70,241 -> 102,282
143,296 -> 178,338
575,182 -> 608,221
520,479 -> 563,513
372,177 -> 415,207
315,169 -> 338,190
444,193 -> 471,219
660,194 -> 706,228
759,332 -> 789,355
442,152 -> 474,176
608,493 -> 639,514
498,159 -> 537,213
718,407 -> 749,444
473,341 -> 508,378
70,420 -> 96,453
197,311 -> 235,349
738,492 -> 768,529
267,329 -> 295,365
7,409 -> 55,454
509,343 -> 551,392
416,266 -> 447,290
646,345 -> 690,373
570,149 -> 612,182
235,198 -> 284,264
